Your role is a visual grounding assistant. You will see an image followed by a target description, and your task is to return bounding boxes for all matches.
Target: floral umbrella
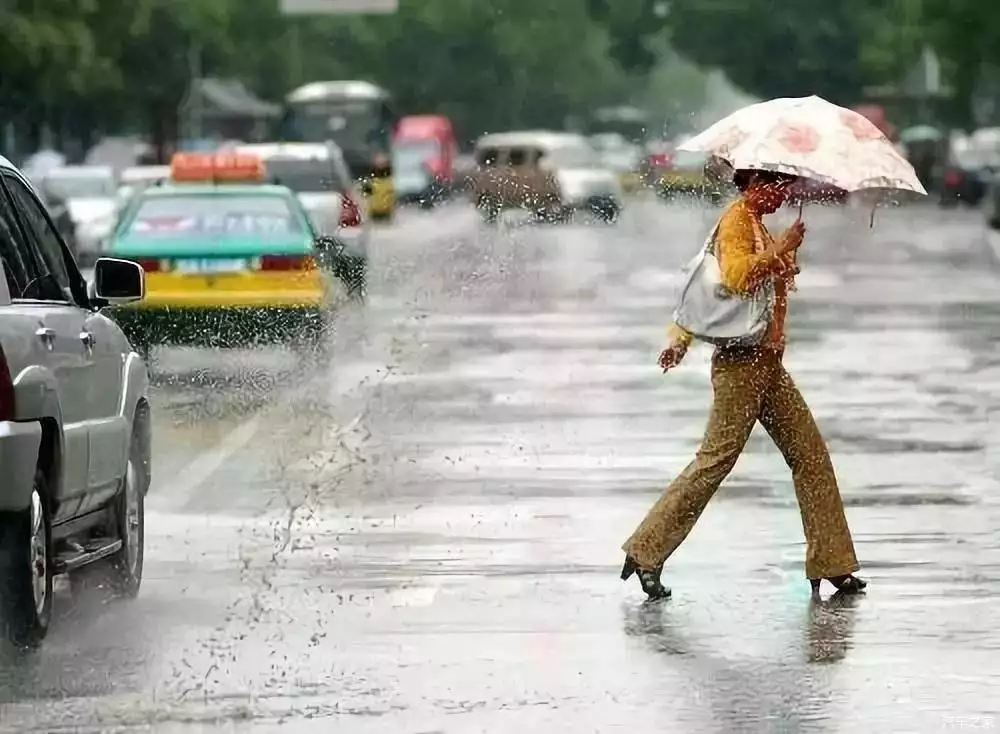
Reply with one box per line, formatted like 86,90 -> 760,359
678,95 -> 927,197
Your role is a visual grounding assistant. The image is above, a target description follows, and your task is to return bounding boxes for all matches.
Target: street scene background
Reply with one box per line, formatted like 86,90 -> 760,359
2,0 -> 1000,731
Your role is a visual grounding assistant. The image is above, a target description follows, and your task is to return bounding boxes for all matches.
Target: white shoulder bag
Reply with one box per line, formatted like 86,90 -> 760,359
672,217 -> 775,348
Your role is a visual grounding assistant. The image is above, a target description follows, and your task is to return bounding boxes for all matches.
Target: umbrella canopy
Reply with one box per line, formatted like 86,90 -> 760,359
899,125 -> 944,144
678,95 -> 926,196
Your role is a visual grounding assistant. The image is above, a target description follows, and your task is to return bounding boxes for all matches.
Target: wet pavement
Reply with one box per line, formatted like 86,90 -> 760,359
1,199 -> 999,732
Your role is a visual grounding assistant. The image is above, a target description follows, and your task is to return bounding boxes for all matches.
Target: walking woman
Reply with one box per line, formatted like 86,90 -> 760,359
620,169 -> 866,600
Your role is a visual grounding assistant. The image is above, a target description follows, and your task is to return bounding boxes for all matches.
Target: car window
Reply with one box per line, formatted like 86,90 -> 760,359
541,144 -> 597,168
507,148 -> 538,167
4,175 -> 75,302
125,194 -> 304,237
0,196 -> 31,299
265,159 -> 346,193
475,147 -> 500,167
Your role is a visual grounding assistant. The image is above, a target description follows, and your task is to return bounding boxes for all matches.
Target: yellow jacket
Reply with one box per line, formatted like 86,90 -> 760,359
669,199 -> 797,349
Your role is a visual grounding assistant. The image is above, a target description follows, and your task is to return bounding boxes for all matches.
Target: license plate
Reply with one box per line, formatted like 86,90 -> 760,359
174,259 -> 248,274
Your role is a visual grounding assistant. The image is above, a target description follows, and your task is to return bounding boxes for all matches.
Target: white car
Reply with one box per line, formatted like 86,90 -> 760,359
0,154 -> 149,648
232,142 -> 370,266
116,165 -> 170,208
38,165 -> 118,263
471,130 -> 624,223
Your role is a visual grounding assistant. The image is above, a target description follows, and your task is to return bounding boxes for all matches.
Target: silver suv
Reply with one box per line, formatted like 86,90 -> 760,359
0,154 -> 150,648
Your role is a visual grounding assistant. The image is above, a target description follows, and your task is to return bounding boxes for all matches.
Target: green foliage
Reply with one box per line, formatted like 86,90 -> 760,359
4,0 -> 999,149
665,0 -> 882,104
1,0 -> 633,148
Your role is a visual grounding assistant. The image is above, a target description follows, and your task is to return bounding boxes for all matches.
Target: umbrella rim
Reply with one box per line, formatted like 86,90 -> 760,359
718,159 -> 928,196
678,96 -> 928,196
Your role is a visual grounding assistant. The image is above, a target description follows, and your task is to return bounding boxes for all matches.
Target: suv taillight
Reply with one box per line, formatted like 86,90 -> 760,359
0,344 -> 15,421
340,194 -> 362,227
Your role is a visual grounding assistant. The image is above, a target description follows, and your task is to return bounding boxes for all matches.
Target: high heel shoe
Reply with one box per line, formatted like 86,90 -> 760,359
810,574 -> 867,595
621,556 -> 671,601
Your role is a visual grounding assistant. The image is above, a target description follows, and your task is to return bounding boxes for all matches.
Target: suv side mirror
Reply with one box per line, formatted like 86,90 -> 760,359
93,257 -> 145,304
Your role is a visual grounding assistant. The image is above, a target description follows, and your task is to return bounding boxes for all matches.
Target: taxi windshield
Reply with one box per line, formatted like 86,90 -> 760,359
125,194 -> 302,237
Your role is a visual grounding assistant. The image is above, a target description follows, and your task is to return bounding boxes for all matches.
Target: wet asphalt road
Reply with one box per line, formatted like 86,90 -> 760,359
2,198 -> 999,732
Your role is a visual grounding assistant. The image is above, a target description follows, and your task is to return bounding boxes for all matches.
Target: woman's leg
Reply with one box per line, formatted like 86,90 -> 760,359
622,354 -> 769,570
758,365 -> 860,580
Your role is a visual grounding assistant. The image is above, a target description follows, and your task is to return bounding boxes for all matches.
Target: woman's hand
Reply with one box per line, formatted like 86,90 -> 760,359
658,343 -> 688,373
773,219 -> 805,257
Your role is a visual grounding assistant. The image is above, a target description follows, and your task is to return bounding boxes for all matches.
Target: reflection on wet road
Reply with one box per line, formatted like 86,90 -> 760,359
2,201 -> 999,732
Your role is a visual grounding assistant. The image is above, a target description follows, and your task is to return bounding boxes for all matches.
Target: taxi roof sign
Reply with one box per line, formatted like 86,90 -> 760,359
170,152 -> 265,183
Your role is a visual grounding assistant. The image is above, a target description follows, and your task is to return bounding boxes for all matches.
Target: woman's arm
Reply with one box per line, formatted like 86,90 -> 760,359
717,208 -> 786,294
667,322 -> 694,348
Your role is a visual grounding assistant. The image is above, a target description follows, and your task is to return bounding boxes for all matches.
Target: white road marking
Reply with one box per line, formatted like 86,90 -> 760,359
388,585 -> 440,608
151,415 -> 262,511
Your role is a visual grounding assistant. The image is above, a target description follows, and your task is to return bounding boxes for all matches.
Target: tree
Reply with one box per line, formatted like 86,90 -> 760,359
586,0 -> 670,73
919,0 -> 1000,125
664,0 -> 909,105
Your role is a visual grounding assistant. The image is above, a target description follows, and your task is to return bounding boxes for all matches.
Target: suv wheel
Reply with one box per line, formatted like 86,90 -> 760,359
0,472 -> 53,647
104,421 -> 146,597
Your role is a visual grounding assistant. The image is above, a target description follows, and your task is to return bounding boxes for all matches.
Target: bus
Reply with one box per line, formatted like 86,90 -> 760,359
586,106 -> 650,144
278,80 -> 396,179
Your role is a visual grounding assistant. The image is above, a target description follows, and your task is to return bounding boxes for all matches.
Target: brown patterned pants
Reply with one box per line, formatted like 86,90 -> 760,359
622,347 -> 860,580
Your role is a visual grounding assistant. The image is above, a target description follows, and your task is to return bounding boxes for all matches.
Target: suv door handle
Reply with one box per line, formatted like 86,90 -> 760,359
79,331 -> 95,349
35,326 -> 56,350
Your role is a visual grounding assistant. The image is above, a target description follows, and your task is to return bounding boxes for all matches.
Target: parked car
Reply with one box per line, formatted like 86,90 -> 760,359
0,154 -> 149,648
470,130 -> 623,223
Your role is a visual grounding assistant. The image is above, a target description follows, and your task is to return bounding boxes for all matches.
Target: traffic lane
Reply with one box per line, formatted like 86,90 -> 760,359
0,202 -> 490,728
142,205 -> 479,507
178,201 -> 996,733
2,201 -> 998,731
289,201 -> 998,730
